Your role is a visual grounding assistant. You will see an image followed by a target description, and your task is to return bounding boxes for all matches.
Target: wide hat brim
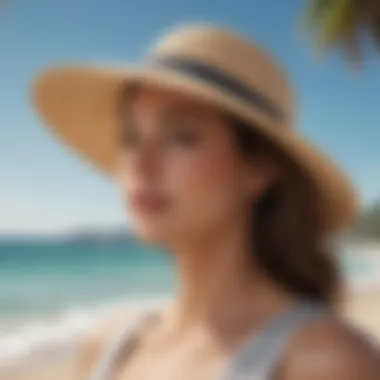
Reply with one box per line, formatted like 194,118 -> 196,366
32,63 -> 358,233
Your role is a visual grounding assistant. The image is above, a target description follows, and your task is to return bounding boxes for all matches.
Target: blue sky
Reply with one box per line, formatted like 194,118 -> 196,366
0,0 -> 379,234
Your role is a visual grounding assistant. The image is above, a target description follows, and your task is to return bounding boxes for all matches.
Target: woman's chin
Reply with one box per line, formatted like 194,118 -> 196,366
131,225 -> 171,245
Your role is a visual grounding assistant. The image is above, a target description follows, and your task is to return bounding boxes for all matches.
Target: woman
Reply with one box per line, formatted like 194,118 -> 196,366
32,24 -> 380,380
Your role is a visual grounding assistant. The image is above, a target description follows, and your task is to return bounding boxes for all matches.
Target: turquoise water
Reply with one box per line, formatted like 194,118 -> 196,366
0,240 -> 175,321
0,239 -> 379,325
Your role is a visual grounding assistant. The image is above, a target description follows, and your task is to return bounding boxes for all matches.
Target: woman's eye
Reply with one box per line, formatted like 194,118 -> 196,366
168,119 -> 201,146
121,128 -> 139,148
169,130 -> 199,146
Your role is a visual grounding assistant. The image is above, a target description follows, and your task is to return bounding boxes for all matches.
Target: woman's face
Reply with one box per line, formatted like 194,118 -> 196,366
119,86 -> 277,245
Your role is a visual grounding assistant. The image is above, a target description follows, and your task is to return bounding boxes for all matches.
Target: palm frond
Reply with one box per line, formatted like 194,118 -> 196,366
302,0 -> 380,68
314,0 -> 356,50
302,0 -> 334,31
368,5 -> 380,55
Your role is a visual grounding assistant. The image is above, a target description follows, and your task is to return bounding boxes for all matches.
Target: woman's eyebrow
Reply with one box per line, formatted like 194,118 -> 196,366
158,103 -> 211,125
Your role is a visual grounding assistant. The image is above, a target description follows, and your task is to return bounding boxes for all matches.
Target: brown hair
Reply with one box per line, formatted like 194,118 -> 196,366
231,117 -> 341,307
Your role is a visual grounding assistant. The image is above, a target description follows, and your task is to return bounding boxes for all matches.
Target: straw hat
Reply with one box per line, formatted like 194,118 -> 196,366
31,23 -> 358,233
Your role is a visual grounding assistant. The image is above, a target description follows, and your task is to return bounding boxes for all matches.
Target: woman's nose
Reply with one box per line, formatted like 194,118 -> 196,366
133,143 -> 160,180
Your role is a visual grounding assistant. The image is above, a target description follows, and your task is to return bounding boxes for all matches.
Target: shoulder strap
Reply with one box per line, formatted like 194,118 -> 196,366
90,302 -> 327,380
90,310 -> 158,380
222,301 -> 329,380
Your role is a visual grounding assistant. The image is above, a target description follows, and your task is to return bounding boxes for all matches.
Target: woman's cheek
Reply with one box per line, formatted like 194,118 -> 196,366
169,148 -> 237,205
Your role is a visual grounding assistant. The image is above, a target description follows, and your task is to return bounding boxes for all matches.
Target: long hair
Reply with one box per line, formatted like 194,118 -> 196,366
230,117 -> 341,307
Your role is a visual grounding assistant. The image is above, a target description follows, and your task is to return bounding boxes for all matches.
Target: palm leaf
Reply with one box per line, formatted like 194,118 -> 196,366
368,4 -> 380,55
314,0 -> 356,50
302,0 -> 334,31
302,0 -> 380,67
302,0 -> 363,64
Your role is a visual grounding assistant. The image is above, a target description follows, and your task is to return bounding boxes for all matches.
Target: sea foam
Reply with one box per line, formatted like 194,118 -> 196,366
0,297 -> 169,368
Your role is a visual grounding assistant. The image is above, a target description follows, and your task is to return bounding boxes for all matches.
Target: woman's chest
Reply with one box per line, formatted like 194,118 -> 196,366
115,339 -> 229,380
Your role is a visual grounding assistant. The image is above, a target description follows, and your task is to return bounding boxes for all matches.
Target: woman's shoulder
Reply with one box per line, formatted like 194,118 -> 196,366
74,308 -> 135,380
278,315 -> 380,380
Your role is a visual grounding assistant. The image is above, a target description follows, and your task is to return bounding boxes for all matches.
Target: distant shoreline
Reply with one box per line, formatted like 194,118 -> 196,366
0,219 -> 380,250
0,231 -> 380,246
0,227 -> 135,244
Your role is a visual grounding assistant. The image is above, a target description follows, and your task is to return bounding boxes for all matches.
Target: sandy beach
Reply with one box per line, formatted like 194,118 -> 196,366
2,289 -> 379,380
342,289 -> 380,341
0,357 -> 75,380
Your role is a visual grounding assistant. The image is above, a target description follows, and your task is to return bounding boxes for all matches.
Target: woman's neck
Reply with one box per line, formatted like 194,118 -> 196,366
168,221 -> 294,338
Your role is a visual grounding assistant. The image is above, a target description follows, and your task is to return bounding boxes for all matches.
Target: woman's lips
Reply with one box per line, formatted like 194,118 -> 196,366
130,190 -> 170,214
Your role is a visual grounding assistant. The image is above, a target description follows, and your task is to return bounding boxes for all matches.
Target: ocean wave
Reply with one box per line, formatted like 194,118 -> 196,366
0,297 -> 169,368
342,244 -> 380,291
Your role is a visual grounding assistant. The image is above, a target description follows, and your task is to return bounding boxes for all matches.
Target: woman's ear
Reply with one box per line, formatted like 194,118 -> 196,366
245,155 -> 281,198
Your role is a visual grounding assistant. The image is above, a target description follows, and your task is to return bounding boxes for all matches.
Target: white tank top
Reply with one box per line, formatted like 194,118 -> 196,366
90,300 -> 328,380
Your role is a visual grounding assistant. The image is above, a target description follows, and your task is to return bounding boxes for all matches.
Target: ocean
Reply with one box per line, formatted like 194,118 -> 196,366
0,239 -> 379,367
